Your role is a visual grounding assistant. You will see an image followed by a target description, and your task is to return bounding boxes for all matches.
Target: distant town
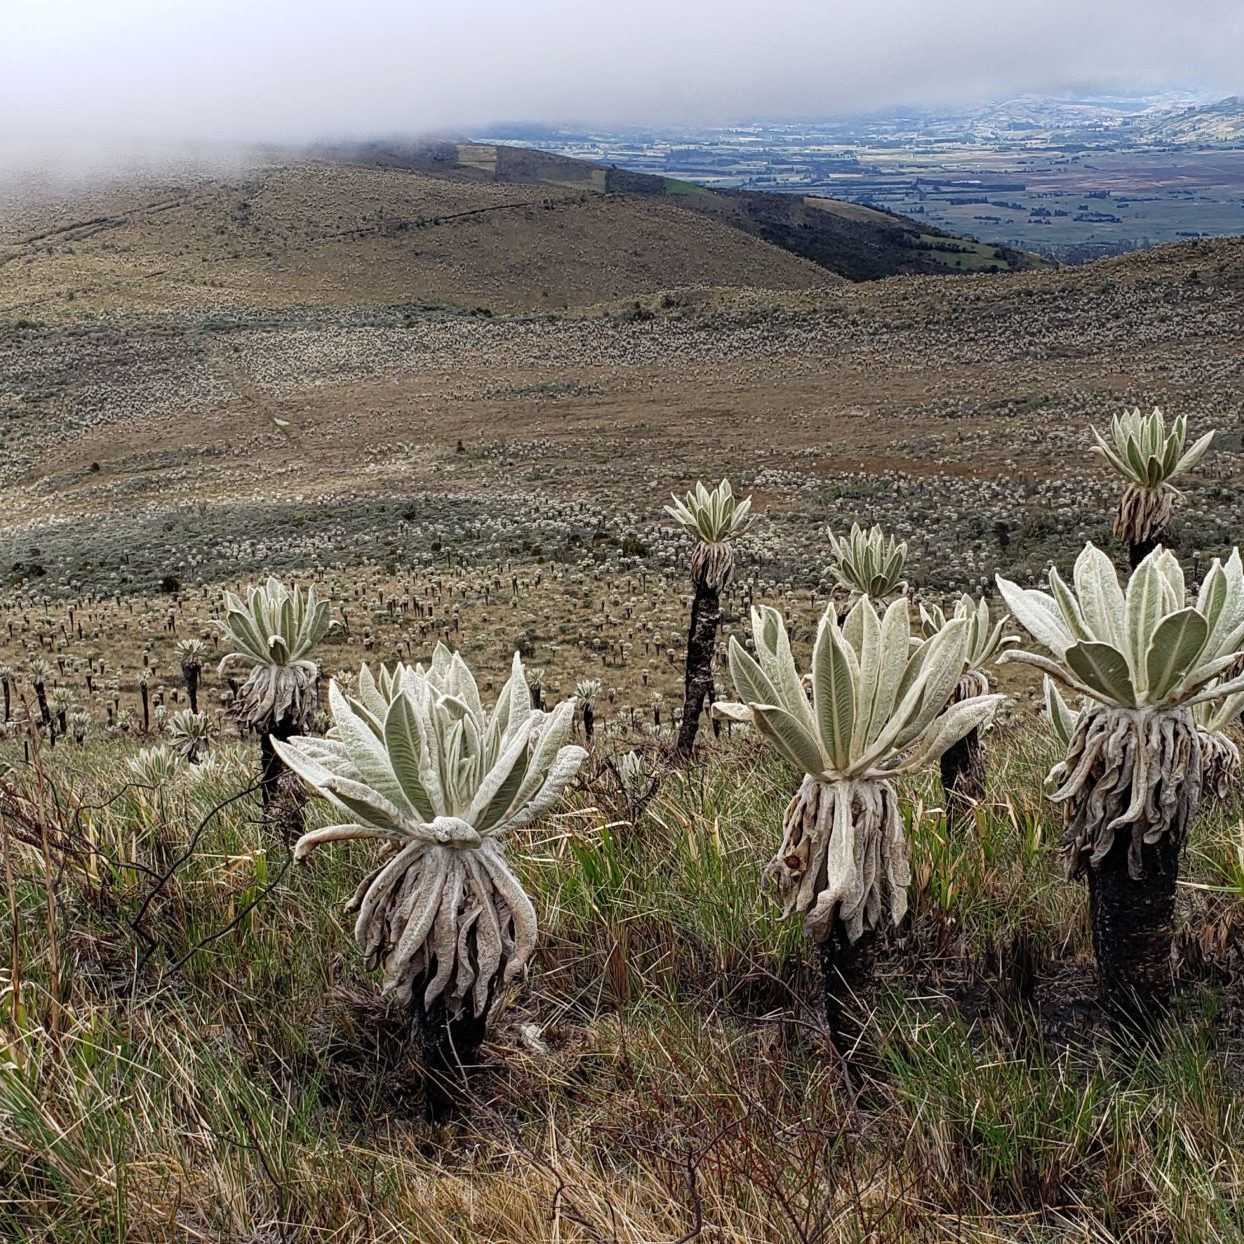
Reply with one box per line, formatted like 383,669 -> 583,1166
481,91 -> 1244,262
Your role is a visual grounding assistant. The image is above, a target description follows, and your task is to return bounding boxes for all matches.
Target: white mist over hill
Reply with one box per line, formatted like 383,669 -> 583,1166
2,0 -> 1243,172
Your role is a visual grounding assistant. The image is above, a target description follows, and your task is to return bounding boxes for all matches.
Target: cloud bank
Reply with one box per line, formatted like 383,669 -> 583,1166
3,0 -> 1243,168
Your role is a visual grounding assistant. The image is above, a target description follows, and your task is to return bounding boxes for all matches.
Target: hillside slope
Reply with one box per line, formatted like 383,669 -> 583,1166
318,141 -> 1050,281
0,160 -> 841,320
1137,96 -> 1244,146
2,230 -> 1242,598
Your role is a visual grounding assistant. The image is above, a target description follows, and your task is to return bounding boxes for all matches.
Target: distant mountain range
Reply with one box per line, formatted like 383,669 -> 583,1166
1128,96 -> 1244,145
926,92 -> 1244,147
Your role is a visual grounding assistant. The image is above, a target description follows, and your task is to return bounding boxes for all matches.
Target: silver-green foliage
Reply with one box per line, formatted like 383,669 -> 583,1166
176,637 -> 209,670
720,600 -> 1002,941
1090,408 -> 1214,545
167,708 -> 215,762
128,744 -> 181,788
274,646 -> 587,1017
216,577 -> 331,731
998,544 -> 1244,876
826,524 -> 908,600
918,593 -> 1016,699
664,478 -> 754,589
997,544 -> 1244,710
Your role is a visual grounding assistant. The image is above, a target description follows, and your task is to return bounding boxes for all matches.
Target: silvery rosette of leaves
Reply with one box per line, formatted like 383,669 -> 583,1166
826,523 -> 908,600
664,478 -> 754,590
216,577 -> 330,730
128,744 -> 182,789
1089,408 -> 1214,546
273,647 -> 587,1018
918,593 -> 1017,700
176,636 -> 209,672
575,678 -> 602,708
997,544 -> 1244,877
167,708 -> 215,762
718,600 -> 1002,942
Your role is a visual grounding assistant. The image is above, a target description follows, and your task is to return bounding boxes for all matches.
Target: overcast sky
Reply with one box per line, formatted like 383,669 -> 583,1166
3,0 -> 1243,168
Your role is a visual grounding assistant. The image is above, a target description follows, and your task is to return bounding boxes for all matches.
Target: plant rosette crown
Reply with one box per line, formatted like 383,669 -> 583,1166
918,593 -> 1017,701
826,523 -> 908,601
718,599 -> 1003,942
997,543 -> 1244,877
1090,408 -> 1214,546
216,577 -> 331,731
273,647 -> 587,1018
664,478 -> 754,591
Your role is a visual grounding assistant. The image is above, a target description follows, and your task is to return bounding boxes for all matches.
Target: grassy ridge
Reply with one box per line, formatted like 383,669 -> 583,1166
3,723 -> 1243,1241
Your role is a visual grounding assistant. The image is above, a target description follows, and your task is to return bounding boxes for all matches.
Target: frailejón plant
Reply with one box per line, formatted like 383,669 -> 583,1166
575,677 -> 602,744
665,479 -> 754,758
1089,408 -> 1213,567
217,577 -> 329,733
273,647 -> 587,1091
217,577 -> 330,815
176,637 -> 209,713
918,594 -> 1016,820
998,543 -> 1244,1025
167,708 -> 214,763
826,524 -> 908,600
719,599 -> 1001,1035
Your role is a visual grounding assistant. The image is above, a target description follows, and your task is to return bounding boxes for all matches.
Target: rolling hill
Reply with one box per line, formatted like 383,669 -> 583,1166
0,158 -> 842,321
319,140 -> 1051,281
1136,96 -> 1244,146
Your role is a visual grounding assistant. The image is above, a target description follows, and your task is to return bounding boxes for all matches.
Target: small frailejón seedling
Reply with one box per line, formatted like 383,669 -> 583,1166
998,544 -> 1244,1028
1089,408 -> 1214,569
826,524 -> 908,604
665,479 -> 754,759
167,708 -> 214,763
273,647 -> 586,1106
216,577 -> 330,818
719,599 -> 1002,1039
918,595 -> 1016,824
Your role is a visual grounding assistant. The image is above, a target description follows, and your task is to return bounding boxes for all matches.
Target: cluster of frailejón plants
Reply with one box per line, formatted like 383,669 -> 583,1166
998,544 -> 1244,1024
2,406 -> 1229,1123
1090,407 -> 1214,568
664,479 -> 754,759
273,647 -> 586,1086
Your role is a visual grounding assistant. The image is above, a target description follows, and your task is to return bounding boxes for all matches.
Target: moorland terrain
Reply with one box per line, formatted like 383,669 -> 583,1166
2,147 -> 1244,1242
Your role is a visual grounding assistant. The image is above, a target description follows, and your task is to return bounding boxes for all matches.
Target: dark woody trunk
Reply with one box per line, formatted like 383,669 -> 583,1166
182,663 -> 200,713
675,576 -> 722,760
818,922 -> 878,1056
1129,533 -> 1165,571
260,714 -> 306,841
410,979 -> 489,1121
1087,829 -> 1182,1034
940,727 -> 985,828
34,679 -> 51,739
